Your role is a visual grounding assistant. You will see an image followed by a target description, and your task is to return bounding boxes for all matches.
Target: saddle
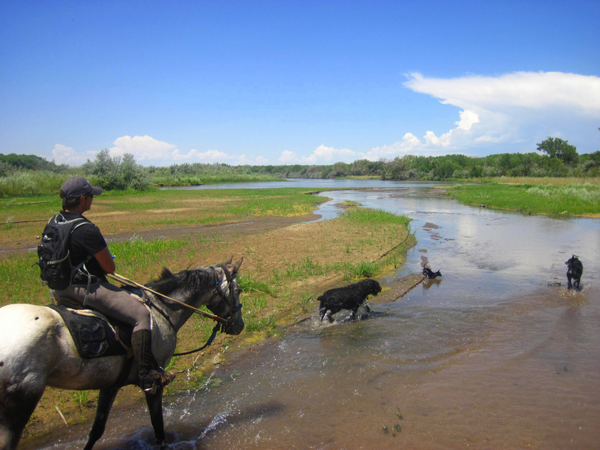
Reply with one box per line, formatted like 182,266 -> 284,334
46,302 -> 133,360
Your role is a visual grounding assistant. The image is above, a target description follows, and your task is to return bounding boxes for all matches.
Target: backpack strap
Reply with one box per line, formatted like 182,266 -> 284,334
55,213 -> 95,299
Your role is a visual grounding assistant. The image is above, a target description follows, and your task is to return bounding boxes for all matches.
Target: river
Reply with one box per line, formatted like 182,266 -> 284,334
31,180 -> 600,449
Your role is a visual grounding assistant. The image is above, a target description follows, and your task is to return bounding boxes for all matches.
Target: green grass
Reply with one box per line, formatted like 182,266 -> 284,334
448,182 -> 600,216
344,207 -> 412,225
238,273 -> 278,297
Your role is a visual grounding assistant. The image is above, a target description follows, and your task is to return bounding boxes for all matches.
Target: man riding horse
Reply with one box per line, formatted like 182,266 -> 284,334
46,176 -> 173,394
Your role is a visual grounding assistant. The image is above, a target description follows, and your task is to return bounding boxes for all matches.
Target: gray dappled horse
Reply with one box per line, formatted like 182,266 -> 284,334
0,257 -> 244,450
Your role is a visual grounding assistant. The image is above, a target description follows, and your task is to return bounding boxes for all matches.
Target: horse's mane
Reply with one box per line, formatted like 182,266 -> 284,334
146,266 -> 218,296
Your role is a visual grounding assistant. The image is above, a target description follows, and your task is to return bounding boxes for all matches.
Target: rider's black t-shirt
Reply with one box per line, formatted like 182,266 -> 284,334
60,211 -> 108,283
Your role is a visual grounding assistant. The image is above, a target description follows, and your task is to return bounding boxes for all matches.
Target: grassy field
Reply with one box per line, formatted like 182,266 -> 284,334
0,187 -> 329,244
447,177 -> 600,217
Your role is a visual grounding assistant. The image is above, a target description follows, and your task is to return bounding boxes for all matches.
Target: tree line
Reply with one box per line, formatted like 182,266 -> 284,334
1,137 -> 599,195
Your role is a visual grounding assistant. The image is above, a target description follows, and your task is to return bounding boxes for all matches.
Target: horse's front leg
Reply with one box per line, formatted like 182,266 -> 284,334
83,387 -> 120,450
145,386 -> 166,445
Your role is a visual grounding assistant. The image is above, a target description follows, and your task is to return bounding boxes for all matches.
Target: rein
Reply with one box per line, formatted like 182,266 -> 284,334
108,273 -> 226,323
173,323 -> 221,356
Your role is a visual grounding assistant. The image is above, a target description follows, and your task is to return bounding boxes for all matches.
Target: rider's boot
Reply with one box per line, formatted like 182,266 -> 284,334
131,329 -> 175,394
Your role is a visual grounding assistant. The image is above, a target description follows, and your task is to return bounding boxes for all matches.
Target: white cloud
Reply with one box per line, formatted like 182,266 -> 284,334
171,148 -> 233,162
361,71 -> 600,160
279,145 -> 361,165
455,110 -> 479,131
52,144 -> 94,166
404,72 -> 600,114
109,135 -> 177,161
278,150 -> 296,163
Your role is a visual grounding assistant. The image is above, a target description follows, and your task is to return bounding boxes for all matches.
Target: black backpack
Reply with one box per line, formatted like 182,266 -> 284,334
34,214 -> 91,290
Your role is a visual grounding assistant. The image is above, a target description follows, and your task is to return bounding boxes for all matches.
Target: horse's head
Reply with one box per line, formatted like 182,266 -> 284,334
148,257 -> 245,335
207,257 -> 245,335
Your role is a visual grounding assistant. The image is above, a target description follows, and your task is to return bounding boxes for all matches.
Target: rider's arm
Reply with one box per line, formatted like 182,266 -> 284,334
94,247 -> 116,275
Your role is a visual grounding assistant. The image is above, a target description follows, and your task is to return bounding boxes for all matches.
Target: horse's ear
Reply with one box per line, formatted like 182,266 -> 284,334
231,257 -> 243,275
159,267 -> 173,280
224,255 -> 233,265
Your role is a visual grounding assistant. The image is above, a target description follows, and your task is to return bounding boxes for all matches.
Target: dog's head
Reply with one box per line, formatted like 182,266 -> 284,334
365,279 -> 382,296
565,255 -> 580,267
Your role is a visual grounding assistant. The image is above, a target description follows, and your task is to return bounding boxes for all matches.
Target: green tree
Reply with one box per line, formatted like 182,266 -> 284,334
536,137 -> 578,164
83,150 -> 151,191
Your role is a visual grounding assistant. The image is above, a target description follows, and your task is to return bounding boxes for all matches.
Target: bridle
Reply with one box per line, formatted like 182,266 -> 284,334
207,264 -> 243,324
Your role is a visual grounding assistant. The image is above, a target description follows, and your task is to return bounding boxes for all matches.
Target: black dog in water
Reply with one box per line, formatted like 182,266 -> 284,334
423,267 -> 442,279
565,255 -> 583,290
318,279 -> 382,322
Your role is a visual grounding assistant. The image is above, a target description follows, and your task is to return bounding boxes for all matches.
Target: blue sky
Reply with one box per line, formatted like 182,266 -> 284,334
1,0 -> 599,167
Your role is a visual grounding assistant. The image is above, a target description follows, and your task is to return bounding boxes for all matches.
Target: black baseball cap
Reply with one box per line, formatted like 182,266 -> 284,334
60,177 -> 103,198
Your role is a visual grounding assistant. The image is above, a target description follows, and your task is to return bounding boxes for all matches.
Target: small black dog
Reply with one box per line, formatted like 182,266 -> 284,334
423,267 -> 442,279
565,255 -> 583,290
318,279 -> 382,322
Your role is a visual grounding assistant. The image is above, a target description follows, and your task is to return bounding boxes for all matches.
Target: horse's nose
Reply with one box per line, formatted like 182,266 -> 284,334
225,319 -> 245,335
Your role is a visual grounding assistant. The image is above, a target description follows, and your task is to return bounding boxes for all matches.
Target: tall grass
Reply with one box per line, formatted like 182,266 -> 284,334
344,207 -> 411,225
0,171 -> 69,197
495,176 -> 600,186
448,182 -> 600,216
0,170 -> 284,197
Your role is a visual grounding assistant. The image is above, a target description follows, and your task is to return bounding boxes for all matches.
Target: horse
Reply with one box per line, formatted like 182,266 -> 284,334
0,257 -> 244,450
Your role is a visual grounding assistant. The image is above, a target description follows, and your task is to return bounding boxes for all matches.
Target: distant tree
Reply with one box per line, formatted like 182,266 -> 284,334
82,150 -> 150,190
537,137 -> 578,164
0,161 -> 12,177
0,153 -> 68,172
120,153 -> 151,190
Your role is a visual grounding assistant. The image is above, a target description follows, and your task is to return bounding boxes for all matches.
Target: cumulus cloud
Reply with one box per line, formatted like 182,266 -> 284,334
395,71 -> 600,156
171,148 -> 234,161
109,135 -> 177,161
279,145 -> 361,164
404,71 -> 600,114
52,144 -> 94,166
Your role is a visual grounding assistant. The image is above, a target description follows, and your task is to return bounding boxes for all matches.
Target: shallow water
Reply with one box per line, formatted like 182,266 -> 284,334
29,183 -> 600,450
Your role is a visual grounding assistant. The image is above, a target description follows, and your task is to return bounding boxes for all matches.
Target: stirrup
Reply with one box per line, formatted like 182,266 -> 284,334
141,369 -> 176,394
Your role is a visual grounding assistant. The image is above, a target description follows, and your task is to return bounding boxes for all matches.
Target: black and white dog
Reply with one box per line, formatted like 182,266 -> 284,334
318,279 -> 382,322
565,255 -> 583,290
423,267 -> 442,279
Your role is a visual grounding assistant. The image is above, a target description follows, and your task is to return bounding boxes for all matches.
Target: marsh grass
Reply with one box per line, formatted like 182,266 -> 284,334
495,176 -> 600,186
449,181 -> 600,216
0,171 -> 68,197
